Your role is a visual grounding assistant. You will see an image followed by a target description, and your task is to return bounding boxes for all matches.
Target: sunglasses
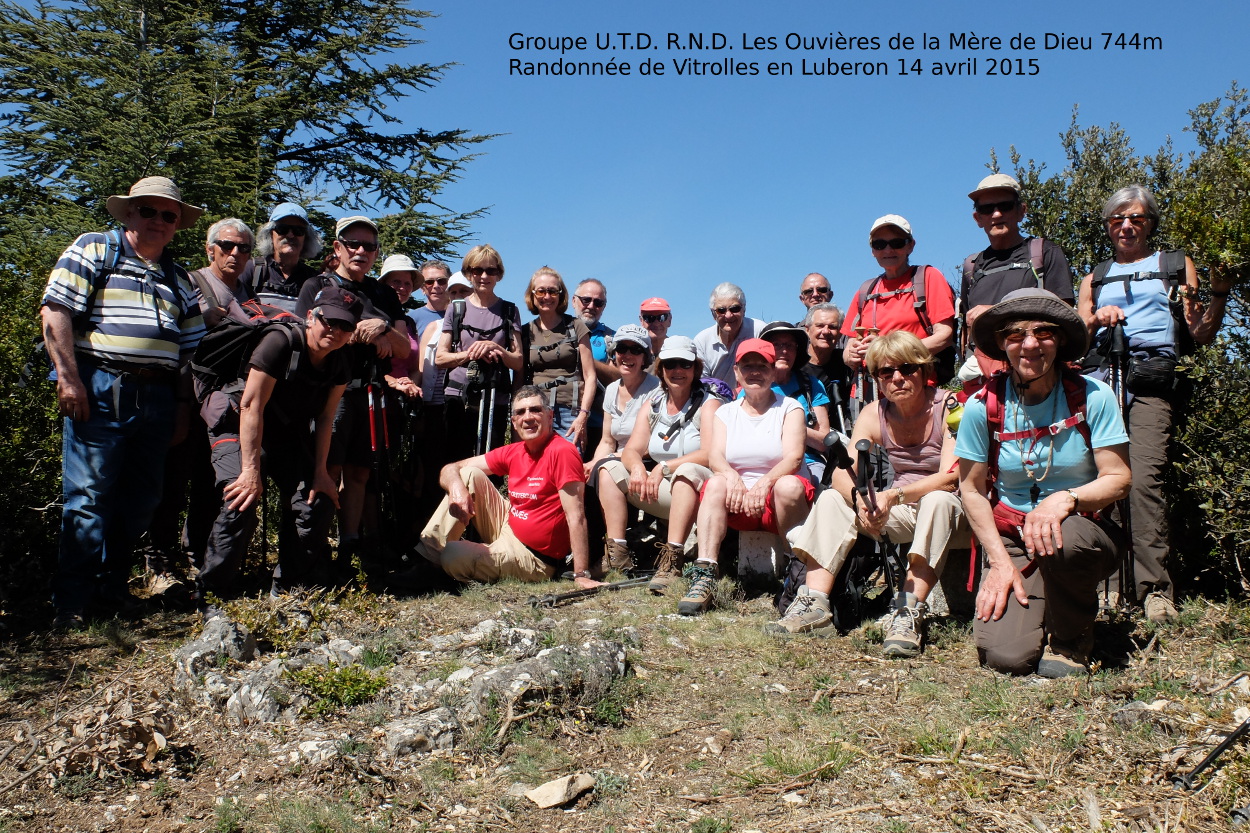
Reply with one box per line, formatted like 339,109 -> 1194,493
974,199 -> 1019,216
316,314 -> 355,334
661,359 -> 694,370
512,405 -> 545,417
641,312 -> 670,323
575,295 -> 606,308
999,326 -> 1058,345
1106,213 -> 1150,228
533,286 -> 562,297
423,277 -> 448,287
870,238 -> 909,251
713,304 -> 743,315
615,343 -> 647,356
466,266 -> 502,278
213,240 -> 253,254
800,286 -> 831,297
338,237 -> 379,252
274,223 -> 307,237
874,363 -> 921,379
136,205 -> 179,224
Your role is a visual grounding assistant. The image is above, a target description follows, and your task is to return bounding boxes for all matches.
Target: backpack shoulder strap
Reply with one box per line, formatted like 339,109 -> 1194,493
521,317 -> 533,384
849,276 -> 881,332
977,373 -> 1009,487
911,265 -> 934,334
75,230 -> 124,325
1060,370 -> 1093,449
449,298 -> 467,351
1159,250 -> 1186,290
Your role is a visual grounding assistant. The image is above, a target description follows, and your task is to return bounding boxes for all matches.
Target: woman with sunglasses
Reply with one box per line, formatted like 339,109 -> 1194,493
585,325 -> 660,571
770,332 -> 967,656
609,336 -> 722,593
957,289 -> 1130,677
682,338 -> 816,616
518,267 -> 598,451
1077,184 -> 1230,624
843,215 -> 957,386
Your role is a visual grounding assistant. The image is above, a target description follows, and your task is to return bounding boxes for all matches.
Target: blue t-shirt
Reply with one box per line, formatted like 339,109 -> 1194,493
735,374 -> 829,467
954,375 -> 1128,512
1092,251 -> 1177,356
409,304 -> 443,335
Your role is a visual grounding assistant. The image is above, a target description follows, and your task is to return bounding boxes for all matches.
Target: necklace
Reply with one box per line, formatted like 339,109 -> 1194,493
1011,381 -> 1060,507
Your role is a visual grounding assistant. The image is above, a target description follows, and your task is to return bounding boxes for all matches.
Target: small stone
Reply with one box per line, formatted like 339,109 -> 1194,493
525,773 -> 596,809
445,667 -> 475,684
782,792 -> 806,805
763,683 -> 790,695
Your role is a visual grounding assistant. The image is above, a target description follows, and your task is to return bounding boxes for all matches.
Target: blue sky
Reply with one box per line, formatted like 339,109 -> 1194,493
384,0 -> 1244,336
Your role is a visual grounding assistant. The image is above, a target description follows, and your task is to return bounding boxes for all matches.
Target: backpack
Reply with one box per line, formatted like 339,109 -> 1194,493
443,297 -> 519,399
1086,250 -> 1192,361
189,301 -> 303,404
849,265 -> 957,384
961,237 -> 1046,299
521,314 -> 582,403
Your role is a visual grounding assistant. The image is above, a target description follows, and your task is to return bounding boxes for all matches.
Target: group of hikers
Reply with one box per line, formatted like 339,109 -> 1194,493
40,171 -> 1231,678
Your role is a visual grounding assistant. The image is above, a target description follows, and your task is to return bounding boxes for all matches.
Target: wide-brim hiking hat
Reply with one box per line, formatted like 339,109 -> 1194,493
759,321 -> 809,370
269,202 -> 309,224
447,271 -> 472,291
870,214 -> 912,239
106,176 -> 204,230
657,335 -> 697,363
735,337 -> 776,364
972,288 -> 1087,363
611,323 -> 652,354
640,297 -> 671,313
379,254 -> 417,281
968,173 -> 1022,201
335,215 -> 379,238
311,284 -> 364,326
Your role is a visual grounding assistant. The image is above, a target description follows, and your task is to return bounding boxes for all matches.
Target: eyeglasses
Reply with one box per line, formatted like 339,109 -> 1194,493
274,224 -> 307,237
213,240 -> 253,254
660,359 -> 694,370
641,312 -> 670,323
533,287 -> 562,297
713,304 -> 743,316
575,295 -> 606,308
465,266 -> 502,278
1106,213 -> 1151,228
975,199 -> 1019,216
512,405 -> 545,417
615,343 -> 647,356
316,314 -> 355,334
870,238 -> 909,251
800,286 -> 831,297
338,237 -> 378,252
999,326 -> 1058,345
136,205 -> 179,224
423,277 -> 448,287
874,363 -> 921,379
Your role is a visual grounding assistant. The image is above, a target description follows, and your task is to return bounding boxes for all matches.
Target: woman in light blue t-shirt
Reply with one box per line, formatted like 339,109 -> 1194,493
956,289 -> 1130,679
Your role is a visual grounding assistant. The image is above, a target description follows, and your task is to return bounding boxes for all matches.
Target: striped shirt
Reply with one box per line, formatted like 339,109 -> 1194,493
42,231 -> 205,369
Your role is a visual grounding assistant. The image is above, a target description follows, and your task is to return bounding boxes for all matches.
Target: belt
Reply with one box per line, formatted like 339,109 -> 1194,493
91,359 -> 178,384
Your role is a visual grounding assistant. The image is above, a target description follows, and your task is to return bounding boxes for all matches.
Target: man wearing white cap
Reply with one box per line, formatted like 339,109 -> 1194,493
250,202 -> 324,308
962,174 -> 1074,377
41,175 -> 206,627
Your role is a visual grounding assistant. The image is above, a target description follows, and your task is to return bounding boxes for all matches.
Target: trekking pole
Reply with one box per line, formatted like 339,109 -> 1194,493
1107,322 -> 1136,605
1170,715 -> 1250,790
826,381 -> 846,435
854,439 -> 879,514
468,361 -> 487,456
484,363 -> 500,453
527,575 -> 655,608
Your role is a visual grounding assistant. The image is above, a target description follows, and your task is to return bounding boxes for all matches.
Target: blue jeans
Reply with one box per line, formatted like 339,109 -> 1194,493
54,362 -> 176,614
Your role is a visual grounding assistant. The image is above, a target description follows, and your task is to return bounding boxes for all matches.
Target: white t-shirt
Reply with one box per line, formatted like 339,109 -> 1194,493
716,393 -> 805,488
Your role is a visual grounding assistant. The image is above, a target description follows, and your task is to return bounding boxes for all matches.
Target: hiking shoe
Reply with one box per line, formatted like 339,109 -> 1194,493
882,603 -> 926,658
52,610 -> 85,631
764,587 -> 834,635
1037,646 -> 1089,678
1144,592 -> 1178,625
604,538 -> 634,574
648,542 -> 684,595
677,562 -> 719,616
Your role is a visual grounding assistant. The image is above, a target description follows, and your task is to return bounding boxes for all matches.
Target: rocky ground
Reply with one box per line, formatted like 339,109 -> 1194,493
1,572 -> 1248,833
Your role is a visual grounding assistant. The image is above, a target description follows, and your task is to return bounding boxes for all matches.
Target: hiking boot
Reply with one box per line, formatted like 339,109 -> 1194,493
604,538 -> 634,574
1037,643 -> 1090,678
883,599 -> 927,658
52,610 -> 85,631
1144,592 -> 1178,625
648,542 -> 684,595
677,561 -> 719,616
763,586 -> 834,635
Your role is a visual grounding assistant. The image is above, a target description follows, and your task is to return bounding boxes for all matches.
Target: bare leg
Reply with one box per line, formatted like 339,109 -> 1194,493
598,468 -> 630,539
694,474 -> 730,564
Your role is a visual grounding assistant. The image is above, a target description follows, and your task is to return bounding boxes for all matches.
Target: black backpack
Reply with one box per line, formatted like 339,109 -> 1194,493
189,301 -> 303,403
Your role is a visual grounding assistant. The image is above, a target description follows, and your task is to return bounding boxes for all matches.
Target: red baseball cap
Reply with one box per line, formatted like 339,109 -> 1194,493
640,297 -> 671,313
735,338 -> 775,363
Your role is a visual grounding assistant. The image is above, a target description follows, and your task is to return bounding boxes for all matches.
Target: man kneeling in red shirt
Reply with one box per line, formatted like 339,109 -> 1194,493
417,385 -> 602,589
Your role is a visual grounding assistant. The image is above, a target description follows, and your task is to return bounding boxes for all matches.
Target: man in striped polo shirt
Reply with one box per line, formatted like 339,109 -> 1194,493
41,176 -> 206,628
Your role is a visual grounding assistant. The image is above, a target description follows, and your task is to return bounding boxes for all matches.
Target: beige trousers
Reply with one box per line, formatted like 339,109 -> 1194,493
598,459 -> 713,519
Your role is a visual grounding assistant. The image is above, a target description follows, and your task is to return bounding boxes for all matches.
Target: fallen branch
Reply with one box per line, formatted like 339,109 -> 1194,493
894,754 -> 1044,782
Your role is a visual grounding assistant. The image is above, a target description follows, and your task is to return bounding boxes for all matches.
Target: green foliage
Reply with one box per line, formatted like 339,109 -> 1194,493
284,663 -> 387,718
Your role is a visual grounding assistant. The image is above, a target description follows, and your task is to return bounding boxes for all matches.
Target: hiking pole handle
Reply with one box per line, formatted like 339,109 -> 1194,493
854,439 -> 878,513
825,431 -> 854,472
1109,321 -> 1130,359
1170,715 -> 1250,789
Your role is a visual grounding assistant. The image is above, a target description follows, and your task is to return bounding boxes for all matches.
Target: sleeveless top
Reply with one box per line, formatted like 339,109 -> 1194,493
1096,251 -> 1177,356
879,387 -> 946,488
717,393 -> 806,488
604,374 -> 660,446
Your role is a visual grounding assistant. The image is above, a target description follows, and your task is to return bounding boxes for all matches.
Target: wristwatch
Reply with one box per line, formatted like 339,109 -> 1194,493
660,462 -> 672,478
1066,489 -> 1080,511
573,569 -> 593,579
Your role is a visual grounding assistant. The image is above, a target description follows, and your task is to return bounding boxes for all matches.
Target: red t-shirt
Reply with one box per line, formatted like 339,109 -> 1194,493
845,265 -> 957,340
485,436 -> 585,559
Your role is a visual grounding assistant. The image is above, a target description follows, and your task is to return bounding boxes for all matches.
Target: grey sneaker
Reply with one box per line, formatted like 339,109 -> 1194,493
1144,592 -> 1178,625
648,542 -> 684,595
882,602 -> 926,658
677,562 -> 719,615
1037,645 -> 1089,678
764,588 -> 834,635
604,538 -> 634,574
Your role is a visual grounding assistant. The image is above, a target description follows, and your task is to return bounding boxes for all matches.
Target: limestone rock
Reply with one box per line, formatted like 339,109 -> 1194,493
524,773 -> 595,808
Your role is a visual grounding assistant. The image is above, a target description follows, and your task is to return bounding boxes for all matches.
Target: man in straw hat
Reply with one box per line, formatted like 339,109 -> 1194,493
40,175 -> 206,628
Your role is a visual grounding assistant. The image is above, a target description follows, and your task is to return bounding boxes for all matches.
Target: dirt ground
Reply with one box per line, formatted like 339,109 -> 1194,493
1,575 -> 1248,833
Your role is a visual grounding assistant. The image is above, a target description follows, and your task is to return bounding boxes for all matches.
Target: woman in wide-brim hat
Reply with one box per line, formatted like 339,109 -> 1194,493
955,288 -> 1131,678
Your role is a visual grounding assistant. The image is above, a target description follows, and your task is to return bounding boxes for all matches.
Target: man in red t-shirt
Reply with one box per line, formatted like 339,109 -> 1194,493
417,385 -> 601,588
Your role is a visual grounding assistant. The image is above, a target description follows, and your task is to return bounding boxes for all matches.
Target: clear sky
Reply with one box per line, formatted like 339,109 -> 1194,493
382,0 -> 1244,337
